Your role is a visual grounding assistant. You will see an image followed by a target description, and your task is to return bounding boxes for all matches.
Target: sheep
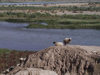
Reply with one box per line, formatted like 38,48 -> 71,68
63,38 -> 72,45
53,41 -> 64,46
19,57 -> 26,66
3,68 -> 10,74
2,66 -> 15,74
19,57 -> 26,62
6,69 -> 10,73
9,66 -> 14,71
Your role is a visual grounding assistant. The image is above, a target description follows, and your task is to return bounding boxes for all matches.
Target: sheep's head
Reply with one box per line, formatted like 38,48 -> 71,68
53,41 -> 56,44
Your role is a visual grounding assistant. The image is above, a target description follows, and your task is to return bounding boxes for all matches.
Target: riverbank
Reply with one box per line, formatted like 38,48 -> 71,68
1,5 -> 100,14
0,12 -> 100,29
0,3 -> 100,29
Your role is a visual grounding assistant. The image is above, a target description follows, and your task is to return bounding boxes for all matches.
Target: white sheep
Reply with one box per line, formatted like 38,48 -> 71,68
4,69 -> 10,74
19,57 -> 26,61
19,57 -> 26,66
63,38 -> 72,45
3,66 -> 14,74
53,42 -> 64,46
6,69 -> 10,72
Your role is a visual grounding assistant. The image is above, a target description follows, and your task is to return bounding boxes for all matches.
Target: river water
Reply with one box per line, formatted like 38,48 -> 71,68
0,21 -> 100,51
0,2 -> 67,5
0,1 -> 100,5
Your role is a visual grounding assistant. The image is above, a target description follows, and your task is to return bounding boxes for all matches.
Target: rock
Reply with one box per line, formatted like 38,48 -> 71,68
14,68 -> 58,75
7,45 -> 100,75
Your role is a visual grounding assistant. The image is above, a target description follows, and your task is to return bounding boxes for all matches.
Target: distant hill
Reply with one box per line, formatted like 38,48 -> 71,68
0,0 -> 100,3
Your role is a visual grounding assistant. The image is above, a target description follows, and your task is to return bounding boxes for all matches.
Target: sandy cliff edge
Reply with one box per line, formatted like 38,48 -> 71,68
5,45 -> 100,75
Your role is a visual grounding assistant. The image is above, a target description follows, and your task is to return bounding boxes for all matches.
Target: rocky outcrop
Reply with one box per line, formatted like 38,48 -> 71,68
14,68 -> 58,75
7,45 -> 100,75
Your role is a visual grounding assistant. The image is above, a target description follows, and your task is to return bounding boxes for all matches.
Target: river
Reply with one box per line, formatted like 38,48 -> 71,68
0,2 -> 67,5
0,1 -> 100,5
0,21 -> 100,51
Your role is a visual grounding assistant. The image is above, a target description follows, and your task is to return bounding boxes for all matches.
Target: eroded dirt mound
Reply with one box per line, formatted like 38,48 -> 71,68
8,45 -> 100,75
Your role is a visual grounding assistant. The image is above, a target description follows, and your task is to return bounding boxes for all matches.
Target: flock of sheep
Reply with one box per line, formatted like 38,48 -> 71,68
53,38 -> 72,46
3,57 -> 26,74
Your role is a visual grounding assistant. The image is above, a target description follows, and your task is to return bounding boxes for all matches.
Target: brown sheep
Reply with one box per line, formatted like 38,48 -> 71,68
63,38 -> 72,45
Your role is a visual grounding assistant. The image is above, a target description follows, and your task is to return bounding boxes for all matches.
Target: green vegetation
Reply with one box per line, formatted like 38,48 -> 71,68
0,12 -> 100,29
0,48 -> 11,54
1,5 -> 100,11
26,14 -> 100,29
0,12 -> 38,22
27,23 -> 100,29
0,48 -> 36,73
